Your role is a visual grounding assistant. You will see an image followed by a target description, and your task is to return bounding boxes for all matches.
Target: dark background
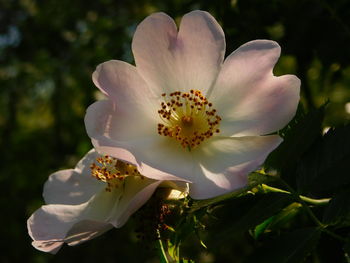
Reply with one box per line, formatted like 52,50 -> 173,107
1,0 -> 350,262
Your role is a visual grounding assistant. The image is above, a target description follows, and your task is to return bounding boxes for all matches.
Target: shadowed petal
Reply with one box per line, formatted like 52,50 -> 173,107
189,162 -> 250,199
28,199 -> 113,254
110,178 -> 162,226
43,150 -> 104,205
189,135 -> 282,199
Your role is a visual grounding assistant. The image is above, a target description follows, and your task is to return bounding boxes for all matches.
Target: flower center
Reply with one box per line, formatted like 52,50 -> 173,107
90,155 -> 144,192
157,90 -> 221,150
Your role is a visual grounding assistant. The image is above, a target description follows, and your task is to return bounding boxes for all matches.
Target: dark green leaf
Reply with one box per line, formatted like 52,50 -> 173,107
171,210 -> 207,251
172,216 -> 195,248
179,259 -> 195,263
344,239 -> 350,258
266,104 -> 324,172
213,193 -> 294,242
254,202 -> 302,239
254,216 -> 276,239
266,104 -> 325,187
297,124 -> 350,193
323,189 -> 350,227
245,227 -> 321,263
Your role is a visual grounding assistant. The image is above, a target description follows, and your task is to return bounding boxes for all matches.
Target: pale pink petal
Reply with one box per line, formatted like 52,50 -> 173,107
131,138 -> 195,182
84,100 -> 131,155
209,40 -> 300,136
84,99 -> 157,143
92,60 -> 159,118
132,10 -> 225,94
43,150 -> 104,205
43,169 -> 104,205
189,135 -> 282,199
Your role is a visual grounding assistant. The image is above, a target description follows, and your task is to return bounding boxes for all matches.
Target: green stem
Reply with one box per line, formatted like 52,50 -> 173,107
272,178 -> 347,243
261,184 -> 330,206
322,228 -> 347,242
157,229 -> 169,263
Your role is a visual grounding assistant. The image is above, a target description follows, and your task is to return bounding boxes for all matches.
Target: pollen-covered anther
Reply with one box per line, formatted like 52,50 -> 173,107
157,90 -> 221,149
90,155 -> 144,192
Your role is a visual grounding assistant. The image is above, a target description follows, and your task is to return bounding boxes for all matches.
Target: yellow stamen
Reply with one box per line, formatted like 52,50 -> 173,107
90,155 -> 144,192
157,90 -> 221,149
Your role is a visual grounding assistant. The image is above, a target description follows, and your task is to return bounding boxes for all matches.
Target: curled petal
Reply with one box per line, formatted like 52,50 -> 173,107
28,202 -> 113,254
28,146 -> 164,253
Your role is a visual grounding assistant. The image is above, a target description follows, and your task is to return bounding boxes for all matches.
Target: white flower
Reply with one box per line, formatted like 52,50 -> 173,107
85,11 -> 300,199
27,149 -> 187,253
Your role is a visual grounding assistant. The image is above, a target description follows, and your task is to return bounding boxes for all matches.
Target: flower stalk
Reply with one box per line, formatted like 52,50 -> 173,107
263,179 -> 347,243
260,184 -> 330,206
157,229 -> 170,263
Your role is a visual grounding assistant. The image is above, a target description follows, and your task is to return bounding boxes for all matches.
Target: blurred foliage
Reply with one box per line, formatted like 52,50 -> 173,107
2,0 -> 350,262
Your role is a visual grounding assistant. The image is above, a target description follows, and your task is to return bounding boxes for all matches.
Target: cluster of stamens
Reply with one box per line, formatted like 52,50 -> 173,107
157,89 -> 221,150
90,155 -> 144,192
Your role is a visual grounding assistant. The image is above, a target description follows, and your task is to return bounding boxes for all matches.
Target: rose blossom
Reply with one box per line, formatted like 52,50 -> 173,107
85,10 -> 300,199
27,149 -> 187,253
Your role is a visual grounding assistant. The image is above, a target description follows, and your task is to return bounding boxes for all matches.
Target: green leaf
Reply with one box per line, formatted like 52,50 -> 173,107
344,239 -> 350,259
323,189 -> 350,227
254,216 -> 276,239
171,216 -> 195,249
245,227 -> 321,263
157,239 -> 170,263
179,259 -> 195,263
254,202 -> 302,239
248,171 -> 279,186
266,104 -> 324,170
213,193 -> 294,242
266,104 -> 325,186
171,211 -> 207,252
297,123 -> 350,193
